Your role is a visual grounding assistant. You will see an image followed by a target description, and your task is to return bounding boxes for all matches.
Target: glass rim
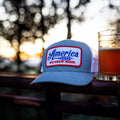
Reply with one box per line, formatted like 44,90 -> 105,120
98,29 -> 120,36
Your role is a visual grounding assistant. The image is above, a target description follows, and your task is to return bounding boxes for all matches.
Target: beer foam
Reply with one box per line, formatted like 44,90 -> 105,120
99,47 -> 120,50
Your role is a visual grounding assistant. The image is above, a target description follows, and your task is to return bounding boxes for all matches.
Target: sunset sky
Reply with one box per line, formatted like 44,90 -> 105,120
0,0 -> 119,61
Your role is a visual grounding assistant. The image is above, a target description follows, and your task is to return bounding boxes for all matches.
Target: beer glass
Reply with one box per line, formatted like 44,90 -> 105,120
97,29 -> 120,81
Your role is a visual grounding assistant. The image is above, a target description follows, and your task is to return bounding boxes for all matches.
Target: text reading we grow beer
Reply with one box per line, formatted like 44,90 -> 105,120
46,46 -> 82,67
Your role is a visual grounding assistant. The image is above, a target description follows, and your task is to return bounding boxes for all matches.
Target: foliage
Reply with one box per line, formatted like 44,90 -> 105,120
0,0 -> 90,72
0,0 -> 90,44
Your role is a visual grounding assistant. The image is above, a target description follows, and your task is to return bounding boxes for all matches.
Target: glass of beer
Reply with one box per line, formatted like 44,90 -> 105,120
97,29 -> 120,81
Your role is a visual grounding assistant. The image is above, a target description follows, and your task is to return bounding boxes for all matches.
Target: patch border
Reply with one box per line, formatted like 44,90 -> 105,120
46,46 -> 82,67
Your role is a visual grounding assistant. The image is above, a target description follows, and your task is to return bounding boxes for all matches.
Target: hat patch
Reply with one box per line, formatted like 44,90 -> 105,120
46,46 -> 82,67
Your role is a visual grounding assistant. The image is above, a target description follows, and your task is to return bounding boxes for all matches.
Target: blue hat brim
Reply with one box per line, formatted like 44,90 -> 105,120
31,72 -> 94,86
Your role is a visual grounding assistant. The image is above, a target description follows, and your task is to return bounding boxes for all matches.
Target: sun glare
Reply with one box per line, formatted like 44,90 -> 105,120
0,37 -> 44,61
19,39 -> 43,61
0,47 -> 16,59
0,37 -> 16,60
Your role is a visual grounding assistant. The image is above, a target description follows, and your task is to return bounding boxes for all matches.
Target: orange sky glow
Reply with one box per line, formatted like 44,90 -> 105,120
0,0 -> 119,61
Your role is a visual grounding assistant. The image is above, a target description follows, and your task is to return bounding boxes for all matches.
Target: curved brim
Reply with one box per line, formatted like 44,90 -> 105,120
31,72 -> 94,86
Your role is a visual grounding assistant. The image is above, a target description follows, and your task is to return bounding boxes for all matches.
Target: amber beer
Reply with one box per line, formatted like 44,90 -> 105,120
99,48 -> 120,76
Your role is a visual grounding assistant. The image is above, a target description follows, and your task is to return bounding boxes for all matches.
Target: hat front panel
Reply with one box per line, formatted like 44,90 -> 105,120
42,40 -> 92,73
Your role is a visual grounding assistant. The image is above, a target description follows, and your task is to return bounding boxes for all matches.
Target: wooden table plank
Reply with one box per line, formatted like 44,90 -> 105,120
0,72 -> 119,95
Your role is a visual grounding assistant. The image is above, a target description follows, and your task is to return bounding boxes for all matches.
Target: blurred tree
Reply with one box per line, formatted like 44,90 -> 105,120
0,0 -> 90,72
65,0 -> 90,39
108,0 -> 120,31
0,0 -> 62,72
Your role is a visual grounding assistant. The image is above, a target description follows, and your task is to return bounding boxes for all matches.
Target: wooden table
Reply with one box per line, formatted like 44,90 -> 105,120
0,72 -> 120,120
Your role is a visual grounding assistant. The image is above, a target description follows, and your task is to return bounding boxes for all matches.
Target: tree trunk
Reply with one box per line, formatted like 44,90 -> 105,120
66,0 -> 72,39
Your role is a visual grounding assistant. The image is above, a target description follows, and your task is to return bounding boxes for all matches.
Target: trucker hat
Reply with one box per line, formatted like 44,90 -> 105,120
31,39 -> 98,86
